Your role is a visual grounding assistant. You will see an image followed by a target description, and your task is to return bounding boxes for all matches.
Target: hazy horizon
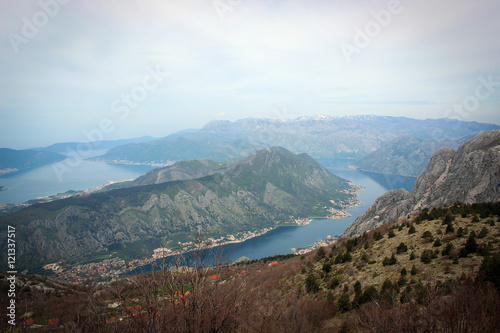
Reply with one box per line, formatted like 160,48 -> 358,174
2,114 -> 500,151
1,0 -> 499,149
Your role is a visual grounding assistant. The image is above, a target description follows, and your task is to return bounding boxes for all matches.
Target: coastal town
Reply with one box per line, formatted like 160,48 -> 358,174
42,227 -> 276,283
40,186 -> 363,283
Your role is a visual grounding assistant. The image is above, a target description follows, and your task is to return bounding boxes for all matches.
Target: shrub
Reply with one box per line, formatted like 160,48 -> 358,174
380,279 -> 393,293
354,281 -> 362,295
337,293 -> 350,313
379,279 -> 397,305
421,249 -> 435,264
445,223 -> 455,234
409,224 -> 416,234
442,243 -> 454,256
411,265 -> 418,275
305,274 -> 320,293
345,238 -> 358,252
442,212 -> 455,225
388,230 -> 396,238
396,242 -> 408,254
422,231 -> 434,241
400,285 -> 412,303
480,253 -> 500,290
358,285 -> 379,305
328,277 -> 340,289
433,238 -> 442,247
373,232 -> 383,241
478,226 -> 488,239
397,275 -> 407,287
322,261 -> 332,273
463,231 -> 478,254
334,253 -> 342,264
315,247 -> 326,261
382,254 -> 397,266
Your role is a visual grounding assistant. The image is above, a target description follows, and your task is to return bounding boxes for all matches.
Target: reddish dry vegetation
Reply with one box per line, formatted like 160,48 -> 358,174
2,256 -> 499,332
2,203 -> 500,332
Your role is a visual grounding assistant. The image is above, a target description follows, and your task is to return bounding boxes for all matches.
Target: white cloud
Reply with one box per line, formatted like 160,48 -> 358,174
0,0 -> 499,148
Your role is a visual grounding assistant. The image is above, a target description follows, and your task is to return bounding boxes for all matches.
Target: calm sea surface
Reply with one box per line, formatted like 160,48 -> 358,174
0,160 -> 152,203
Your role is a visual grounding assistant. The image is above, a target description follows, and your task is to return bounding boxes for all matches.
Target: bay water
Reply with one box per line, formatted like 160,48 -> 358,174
0,160 -> 152,204
131,158 -> 416,272
0,157 -> 416,270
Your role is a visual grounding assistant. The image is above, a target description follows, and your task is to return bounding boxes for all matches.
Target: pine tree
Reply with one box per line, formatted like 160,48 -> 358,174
464,231 -> 478,254
337,293 -> 350,313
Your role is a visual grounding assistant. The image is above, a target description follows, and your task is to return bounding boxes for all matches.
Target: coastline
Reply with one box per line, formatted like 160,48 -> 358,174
41,180 -> 365,282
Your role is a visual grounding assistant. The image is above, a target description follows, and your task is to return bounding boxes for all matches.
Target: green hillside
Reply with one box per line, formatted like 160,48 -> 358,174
0,147 -> 358,272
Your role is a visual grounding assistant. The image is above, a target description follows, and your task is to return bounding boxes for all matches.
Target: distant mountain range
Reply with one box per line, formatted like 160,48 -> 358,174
352,135 -> 460,176
91,133 -> 263,165
344,129 -> 500,237
0,148 -> 67,174
0,147 -> 359,271
33,136 -> 156,157
91,116 -> 499,172
0,136 -> 157,176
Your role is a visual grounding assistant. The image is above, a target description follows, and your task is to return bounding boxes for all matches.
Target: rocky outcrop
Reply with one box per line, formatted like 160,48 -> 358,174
344,129 -> 500,237
343,189 -> 411,237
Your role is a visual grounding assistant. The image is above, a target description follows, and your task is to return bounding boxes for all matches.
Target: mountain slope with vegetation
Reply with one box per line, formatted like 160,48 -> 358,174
0,147 -> 358,272
104,159 -> 228,191
344,129 -> 500,237
2,202 -> 499,332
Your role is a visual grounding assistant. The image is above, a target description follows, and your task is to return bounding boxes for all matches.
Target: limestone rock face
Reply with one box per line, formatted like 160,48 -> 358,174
344,129 -> 500,237
343,188 -> 411,237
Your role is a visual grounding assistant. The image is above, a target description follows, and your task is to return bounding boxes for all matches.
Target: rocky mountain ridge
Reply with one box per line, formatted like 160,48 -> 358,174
352,135 -> 460,176
344,129 -> 500,237
93,116 -> 499,165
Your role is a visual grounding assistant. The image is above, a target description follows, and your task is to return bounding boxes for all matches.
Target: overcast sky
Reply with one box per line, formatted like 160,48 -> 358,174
1,0 -> 499,149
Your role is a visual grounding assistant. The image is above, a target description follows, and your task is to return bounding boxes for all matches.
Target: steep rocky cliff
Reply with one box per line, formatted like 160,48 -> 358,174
0,147 -> 358,271
344,129 -> 500,237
